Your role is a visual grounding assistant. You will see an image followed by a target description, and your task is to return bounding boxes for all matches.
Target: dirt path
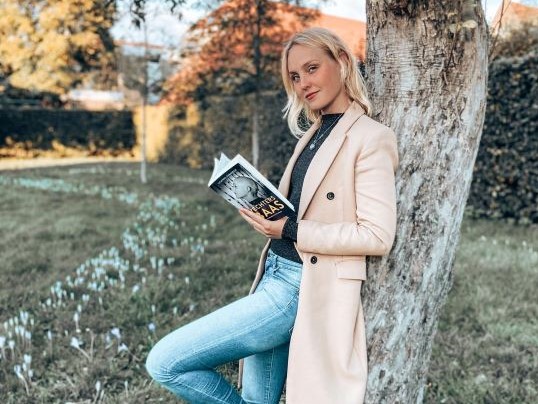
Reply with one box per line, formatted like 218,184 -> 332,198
0,156 -> 139,171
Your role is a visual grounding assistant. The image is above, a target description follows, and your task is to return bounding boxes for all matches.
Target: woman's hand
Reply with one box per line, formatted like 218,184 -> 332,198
238,208 -> 288,239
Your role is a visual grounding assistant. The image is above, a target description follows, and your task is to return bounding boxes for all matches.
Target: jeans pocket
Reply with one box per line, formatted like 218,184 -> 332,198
272,265 -> 301,291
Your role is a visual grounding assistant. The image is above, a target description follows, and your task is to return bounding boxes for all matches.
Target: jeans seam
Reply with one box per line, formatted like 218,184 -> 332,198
264,347 -> 275,404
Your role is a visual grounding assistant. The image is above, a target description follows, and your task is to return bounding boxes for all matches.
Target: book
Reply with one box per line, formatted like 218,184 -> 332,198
208,152 -> 295,221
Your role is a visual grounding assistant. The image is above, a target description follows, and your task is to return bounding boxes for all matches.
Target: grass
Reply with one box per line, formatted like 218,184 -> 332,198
424,218 -> 538,403
0,162 -> 536,403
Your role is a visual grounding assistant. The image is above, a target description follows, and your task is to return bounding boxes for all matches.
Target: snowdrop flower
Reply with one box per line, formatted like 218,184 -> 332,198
110,327 -> 121,340
23,354 -> 31,365
70,337 -> 81,349
47,330 -> 52,340
0,336 -> 5,348
96,380 -> 101,393
148,323 -> 156,333
132,284 -> 140,293
118,343 -> 128,353
13,364 -> 23,378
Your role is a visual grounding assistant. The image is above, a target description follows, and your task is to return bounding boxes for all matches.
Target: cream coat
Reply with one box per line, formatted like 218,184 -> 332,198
237,100 -> 399,403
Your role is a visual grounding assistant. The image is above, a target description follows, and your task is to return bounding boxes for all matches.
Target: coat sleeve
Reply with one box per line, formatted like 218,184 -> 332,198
296,128 -> 399,256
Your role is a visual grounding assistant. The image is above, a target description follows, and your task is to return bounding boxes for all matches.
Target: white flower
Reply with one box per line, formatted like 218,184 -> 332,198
118,343 -> 128,353
23,354 -> 32,365
70,337 -> 81,349
148,323 -> 156,332
0,336 -> 5,348
13,365 -> 23,378
110,327 -> 121,340
96,380 -> 101,393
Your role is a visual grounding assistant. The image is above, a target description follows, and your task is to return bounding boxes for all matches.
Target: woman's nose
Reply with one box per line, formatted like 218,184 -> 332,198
300,75 -> 311,90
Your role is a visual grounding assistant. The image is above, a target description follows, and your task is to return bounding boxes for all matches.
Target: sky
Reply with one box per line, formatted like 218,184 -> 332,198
111,0 -> 509,48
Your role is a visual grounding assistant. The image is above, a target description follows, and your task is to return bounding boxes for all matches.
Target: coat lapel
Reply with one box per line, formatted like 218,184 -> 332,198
278,101 -> 366,220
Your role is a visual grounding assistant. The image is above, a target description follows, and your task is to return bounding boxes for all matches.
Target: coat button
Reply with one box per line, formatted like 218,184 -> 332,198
326,192 -> 335,200
310,256 -> 317,264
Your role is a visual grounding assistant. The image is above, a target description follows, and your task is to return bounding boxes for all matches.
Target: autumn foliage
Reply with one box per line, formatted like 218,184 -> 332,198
161,0 -> 320,106
0,0 -> 117,95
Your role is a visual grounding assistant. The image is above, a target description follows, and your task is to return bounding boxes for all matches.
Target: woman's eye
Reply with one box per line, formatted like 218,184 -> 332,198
308,65 -> 317,72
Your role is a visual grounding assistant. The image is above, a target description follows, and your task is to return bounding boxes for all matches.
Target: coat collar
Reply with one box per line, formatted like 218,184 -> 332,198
278,100 -> 366,220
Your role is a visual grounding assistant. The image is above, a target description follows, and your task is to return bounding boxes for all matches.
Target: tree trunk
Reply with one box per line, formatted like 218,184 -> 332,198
252,98 -> 260,169
251,0 -> 263,169
363,1 -> 488,402
140,16 -> 148,184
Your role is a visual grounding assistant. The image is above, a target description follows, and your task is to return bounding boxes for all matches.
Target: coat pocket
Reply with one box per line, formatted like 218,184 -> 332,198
334,257 -> 366,280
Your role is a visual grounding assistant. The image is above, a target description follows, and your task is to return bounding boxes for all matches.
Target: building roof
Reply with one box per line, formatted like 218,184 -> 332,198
268,1 -> 366,60
490,2 -> 538,34
314,13 -> 366,59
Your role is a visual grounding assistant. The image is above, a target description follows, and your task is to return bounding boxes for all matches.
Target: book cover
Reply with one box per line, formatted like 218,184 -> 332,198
208,153 -> 295,221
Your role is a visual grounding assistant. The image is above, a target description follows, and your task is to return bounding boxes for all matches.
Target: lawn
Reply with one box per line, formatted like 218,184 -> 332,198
0,162 -> 536,403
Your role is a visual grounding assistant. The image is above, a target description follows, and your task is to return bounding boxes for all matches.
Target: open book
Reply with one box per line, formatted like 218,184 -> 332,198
208,152 -> 295,221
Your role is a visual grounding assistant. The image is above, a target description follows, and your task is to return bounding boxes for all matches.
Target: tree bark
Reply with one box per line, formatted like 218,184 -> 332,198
363,1 -> 488,402
251,0 -> 263,169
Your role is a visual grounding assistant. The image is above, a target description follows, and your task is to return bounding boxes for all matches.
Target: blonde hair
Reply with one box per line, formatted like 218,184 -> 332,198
280,27 -> 372,138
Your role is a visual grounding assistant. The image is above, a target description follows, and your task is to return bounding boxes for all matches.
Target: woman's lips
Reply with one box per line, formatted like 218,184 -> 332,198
306,91 -> 318,101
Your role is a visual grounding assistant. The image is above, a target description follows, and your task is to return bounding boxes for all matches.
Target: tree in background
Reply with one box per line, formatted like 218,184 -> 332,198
163,0 -> 321,169
0,0 -> 117,95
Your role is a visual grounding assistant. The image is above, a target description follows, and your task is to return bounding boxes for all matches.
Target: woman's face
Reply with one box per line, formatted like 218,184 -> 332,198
287,44 -> 350,114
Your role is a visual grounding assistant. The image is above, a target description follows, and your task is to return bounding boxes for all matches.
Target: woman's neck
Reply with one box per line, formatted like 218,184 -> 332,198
320,96 -> 352,115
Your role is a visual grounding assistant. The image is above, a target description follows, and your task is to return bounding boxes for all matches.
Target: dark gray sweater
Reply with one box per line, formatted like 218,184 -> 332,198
269,112 -> 345,263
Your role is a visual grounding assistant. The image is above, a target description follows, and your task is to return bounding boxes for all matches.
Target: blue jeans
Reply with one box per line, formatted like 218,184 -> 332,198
145,249 -> 303,403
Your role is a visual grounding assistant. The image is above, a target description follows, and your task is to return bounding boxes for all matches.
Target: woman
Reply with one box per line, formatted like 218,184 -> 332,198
146,27 -> 398,404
